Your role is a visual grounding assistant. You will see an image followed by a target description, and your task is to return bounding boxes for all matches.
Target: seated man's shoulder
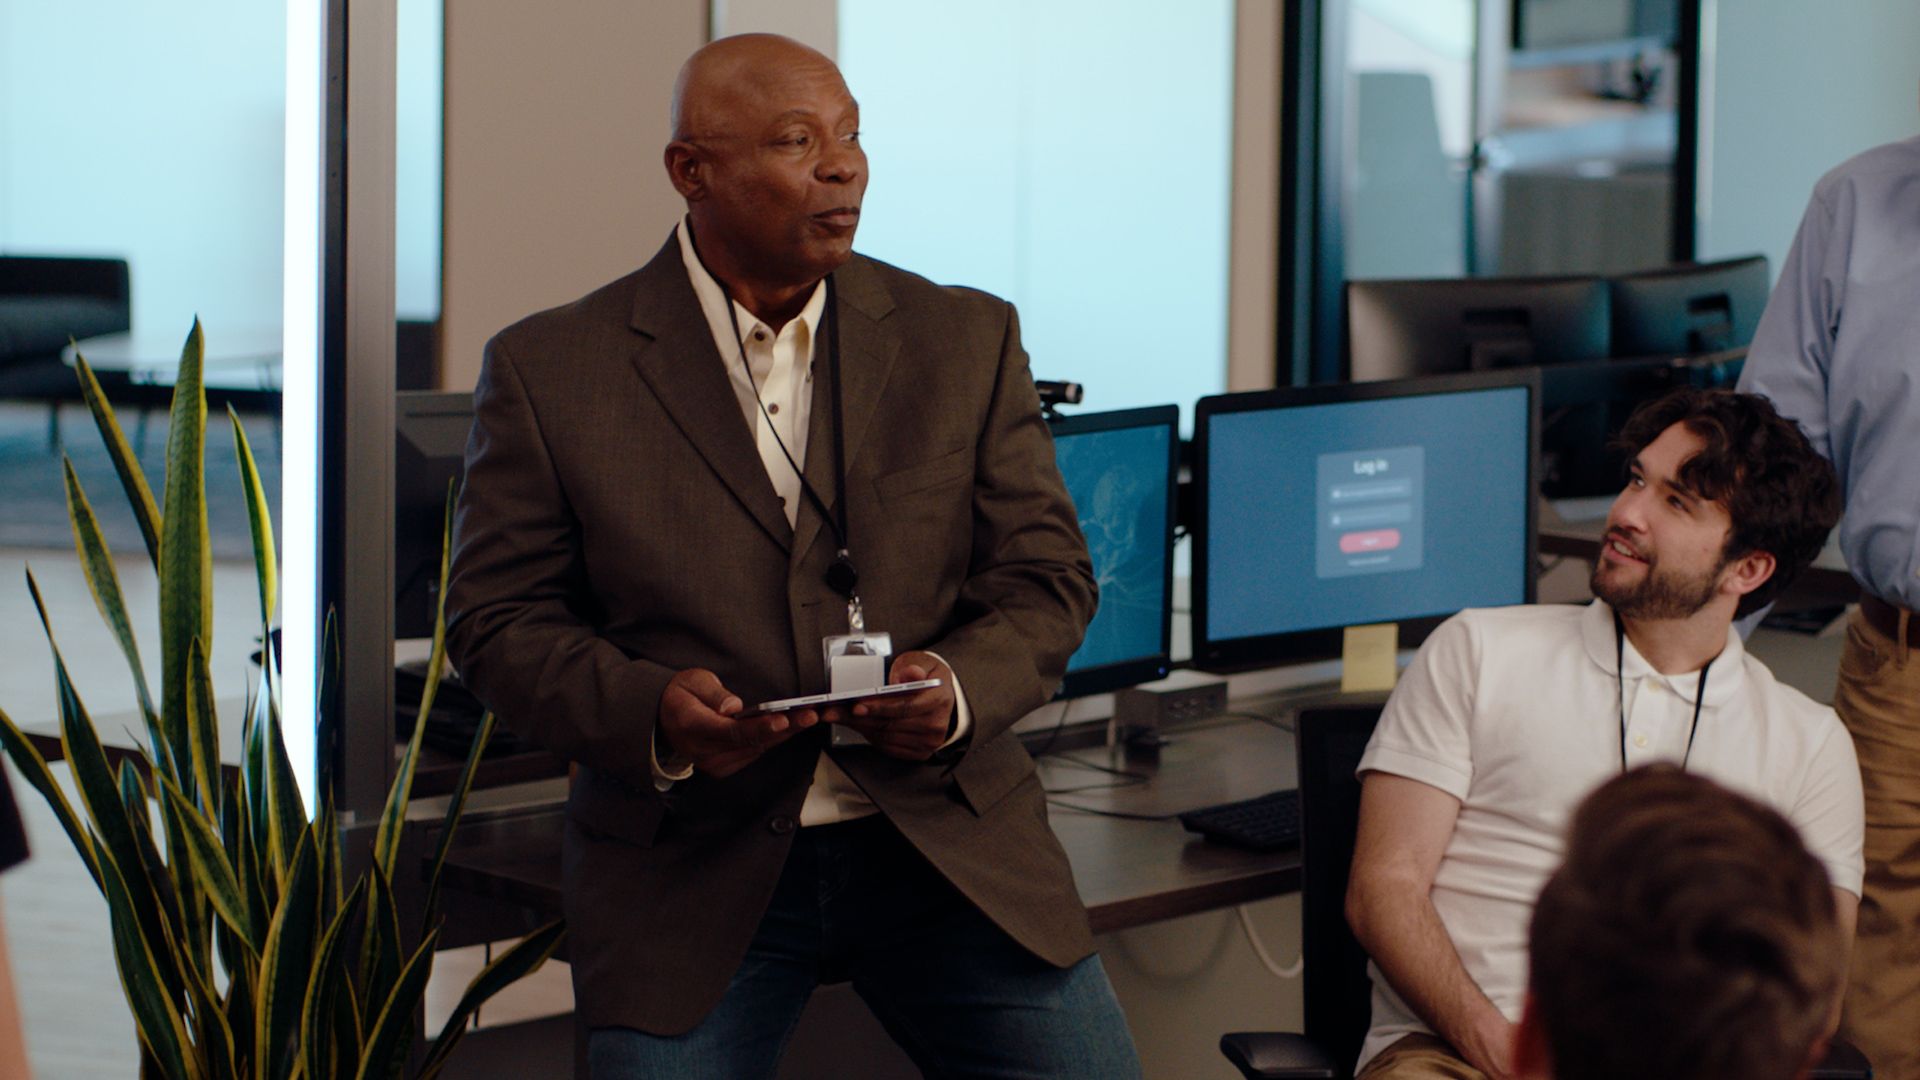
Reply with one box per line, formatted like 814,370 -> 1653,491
1439,602 -> 1584,645
1739,650 -> 1846,736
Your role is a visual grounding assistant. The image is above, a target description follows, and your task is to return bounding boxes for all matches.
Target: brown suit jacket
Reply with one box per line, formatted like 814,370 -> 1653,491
445,235 -> 1099,1034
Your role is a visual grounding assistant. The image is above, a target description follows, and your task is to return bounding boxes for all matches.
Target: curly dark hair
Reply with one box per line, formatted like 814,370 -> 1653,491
1528,765 -> 1844,1080
1614,388 -> 1841,618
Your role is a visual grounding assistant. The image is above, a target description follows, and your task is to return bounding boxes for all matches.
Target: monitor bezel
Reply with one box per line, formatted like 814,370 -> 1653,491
1190,368 -> 1539,673
1047,403 -> 1182,700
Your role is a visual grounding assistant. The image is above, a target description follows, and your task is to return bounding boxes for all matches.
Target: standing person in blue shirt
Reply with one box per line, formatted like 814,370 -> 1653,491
1739,130 -> 1920,1079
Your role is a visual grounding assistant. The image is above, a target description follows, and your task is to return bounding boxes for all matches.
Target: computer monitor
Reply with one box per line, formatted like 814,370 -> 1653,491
395,390 -> 474,640
1191,369 -> 1538,671
1346,276 -> 1610,381
1048,405 -> 1180,698
1607,255 -> 1770,357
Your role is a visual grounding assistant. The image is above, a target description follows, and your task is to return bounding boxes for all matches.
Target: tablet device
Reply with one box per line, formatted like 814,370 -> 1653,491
752,678 -> 944,715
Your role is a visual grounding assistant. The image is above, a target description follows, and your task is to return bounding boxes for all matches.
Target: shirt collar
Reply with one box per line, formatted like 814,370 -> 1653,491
675,217 -> 827,361
1578,598 -> 1746,707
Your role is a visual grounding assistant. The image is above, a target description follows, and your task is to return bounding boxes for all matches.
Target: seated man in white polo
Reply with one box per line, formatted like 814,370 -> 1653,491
1345,388 -> 1863,1079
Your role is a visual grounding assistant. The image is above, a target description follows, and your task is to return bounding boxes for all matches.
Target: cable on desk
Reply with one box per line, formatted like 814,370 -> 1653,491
1213,709 -> 1293,732
1042,799 -> 1182,821
1029,697 -> 1075,759
1237,904 -> 1303,979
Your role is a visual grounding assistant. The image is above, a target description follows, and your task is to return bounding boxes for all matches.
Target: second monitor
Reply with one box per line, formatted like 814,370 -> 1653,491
1192,369 -> 1538,671
1346,275 -> 1610,381
1048,404 -> 1181,699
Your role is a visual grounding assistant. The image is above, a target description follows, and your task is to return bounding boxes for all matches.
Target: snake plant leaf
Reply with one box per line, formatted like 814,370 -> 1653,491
421,711 -> 496,929
71,350 -> 162,568
263,693 -> 306,889
160,319 -> 213,784
353,928 -> 441,1080
62,457 -> 161,743
315,612 -> 342,819
229,404 -> 279,626
245,669 -> 272,865
30,569 -> 184,1004
121,759 -> 203,998
182,949 -> 238,1080
358,865 -> 404,1035
255,826 -> 319,1080
418,919 -> 567,1079
222,943 -> 257,1073
300,878 -> 366,1080
99,848 -> 201,1080
0,705 -> 100,886
158,773 -> 259,958
375,483 -> 456,880
185,635 -> 220,816
154,779 -> 218,1001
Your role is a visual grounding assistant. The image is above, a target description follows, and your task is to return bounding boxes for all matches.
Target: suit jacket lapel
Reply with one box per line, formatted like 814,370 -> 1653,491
627,238 -> 793,553
794,256 -> 901,567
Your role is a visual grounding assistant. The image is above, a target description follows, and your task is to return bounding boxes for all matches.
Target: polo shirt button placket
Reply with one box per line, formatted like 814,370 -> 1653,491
768,815 -> 796,836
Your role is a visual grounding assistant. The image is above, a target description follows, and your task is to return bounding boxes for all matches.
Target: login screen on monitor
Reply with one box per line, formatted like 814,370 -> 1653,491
1203,382 -> 1531,645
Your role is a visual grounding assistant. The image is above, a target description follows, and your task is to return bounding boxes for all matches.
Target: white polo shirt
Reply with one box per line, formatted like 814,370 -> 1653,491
1353,599 -> 1864,1072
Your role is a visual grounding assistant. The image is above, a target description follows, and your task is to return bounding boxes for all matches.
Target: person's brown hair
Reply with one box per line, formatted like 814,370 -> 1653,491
1614,389 -> 1841,617
1528,766 -> 1845,1080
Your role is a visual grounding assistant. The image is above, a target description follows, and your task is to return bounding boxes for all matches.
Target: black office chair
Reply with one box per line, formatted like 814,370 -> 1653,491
1218,703 -> 1873,1080
1220,703 -> 1379,1079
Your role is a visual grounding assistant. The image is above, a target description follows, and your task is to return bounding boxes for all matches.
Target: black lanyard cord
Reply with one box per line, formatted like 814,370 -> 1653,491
1614,610 -> 1712,771
718,273 -> 858,601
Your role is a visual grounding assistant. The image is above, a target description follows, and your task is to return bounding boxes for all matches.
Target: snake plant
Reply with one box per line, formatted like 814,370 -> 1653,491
0,322 -> 564,1078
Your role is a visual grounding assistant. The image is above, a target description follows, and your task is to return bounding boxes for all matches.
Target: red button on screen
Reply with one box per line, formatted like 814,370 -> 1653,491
1339,528 -> 1402,554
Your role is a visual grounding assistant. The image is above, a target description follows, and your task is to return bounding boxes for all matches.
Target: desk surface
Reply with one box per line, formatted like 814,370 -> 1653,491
438,716 -> 1303,936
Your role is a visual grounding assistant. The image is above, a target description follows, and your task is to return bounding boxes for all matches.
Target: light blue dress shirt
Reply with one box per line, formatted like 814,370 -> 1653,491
1739,134 -> 1920,610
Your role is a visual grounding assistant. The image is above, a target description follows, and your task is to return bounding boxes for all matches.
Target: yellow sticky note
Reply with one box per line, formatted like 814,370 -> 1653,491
1341,623 -> 1400,693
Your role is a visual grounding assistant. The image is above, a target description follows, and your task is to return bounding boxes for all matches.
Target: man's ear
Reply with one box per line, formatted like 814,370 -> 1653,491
664,141 -> 705,201
1513,992 -> 1554,1079
1719,546 -> 1776,601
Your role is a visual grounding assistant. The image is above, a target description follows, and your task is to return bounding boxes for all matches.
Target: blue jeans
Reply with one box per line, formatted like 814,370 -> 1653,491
588,814 -> 1142,1080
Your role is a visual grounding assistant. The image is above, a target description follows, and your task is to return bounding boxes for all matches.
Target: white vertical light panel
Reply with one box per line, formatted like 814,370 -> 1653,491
282,0 -> 324,811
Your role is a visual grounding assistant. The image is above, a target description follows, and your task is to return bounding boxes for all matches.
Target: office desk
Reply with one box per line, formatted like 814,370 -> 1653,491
434,715 -> 1304,940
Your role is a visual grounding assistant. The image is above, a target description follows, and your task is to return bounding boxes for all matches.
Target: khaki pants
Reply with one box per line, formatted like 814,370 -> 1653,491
1835,602 -> 1920,1079
1357,1033 -> 1488,1080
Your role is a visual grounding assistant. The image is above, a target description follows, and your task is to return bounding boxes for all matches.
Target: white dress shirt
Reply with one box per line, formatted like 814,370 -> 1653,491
653,219 -> 971,824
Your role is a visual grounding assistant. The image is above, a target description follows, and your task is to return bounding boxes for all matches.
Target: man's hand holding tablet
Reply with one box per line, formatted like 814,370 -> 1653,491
657,668 -> 823,779
832,652 -> 960,761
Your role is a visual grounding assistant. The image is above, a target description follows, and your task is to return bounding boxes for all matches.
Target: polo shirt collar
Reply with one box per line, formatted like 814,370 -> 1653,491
1578,598 -> 1746,708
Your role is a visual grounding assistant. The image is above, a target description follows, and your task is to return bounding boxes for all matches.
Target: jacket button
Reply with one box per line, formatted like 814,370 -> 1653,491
768,816 -> 796,835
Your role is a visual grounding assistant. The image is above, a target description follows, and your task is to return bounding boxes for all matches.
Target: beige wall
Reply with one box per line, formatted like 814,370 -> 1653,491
440,0 -> 706,390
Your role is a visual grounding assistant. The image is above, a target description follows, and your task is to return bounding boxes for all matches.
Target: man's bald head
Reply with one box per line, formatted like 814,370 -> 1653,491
670,34 -> 842,141
662,33 -> 867,320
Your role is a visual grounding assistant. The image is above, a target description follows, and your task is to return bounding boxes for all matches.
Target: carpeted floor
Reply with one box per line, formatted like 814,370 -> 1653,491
0,400 -> 281,562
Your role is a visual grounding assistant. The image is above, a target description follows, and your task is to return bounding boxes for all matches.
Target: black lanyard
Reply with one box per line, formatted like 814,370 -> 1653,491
1614,611 -> 1711,771
718,272 -> 860,605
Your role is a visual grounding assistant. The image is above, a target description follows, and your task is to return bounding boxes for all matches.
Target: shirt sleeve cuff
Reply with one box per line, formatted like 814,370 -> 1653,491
924,650 -> 971,749
651,725 -> 695,792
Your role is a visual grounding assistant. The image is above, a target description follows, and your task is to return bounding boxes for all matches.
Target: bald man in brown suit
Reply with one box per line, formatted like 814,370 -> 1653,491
445,33 -> 1142,1079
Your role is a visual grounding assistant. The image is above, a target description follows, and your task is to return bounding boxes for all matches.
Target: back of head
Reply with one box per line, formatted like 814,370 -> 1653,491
1613,388 -> 1841,617
1528,766 -> 1844,1080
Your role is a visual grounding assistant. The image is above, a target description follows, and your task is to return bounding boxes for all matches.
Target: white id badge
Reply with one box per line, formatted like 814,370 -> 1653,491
824,630 -> 891,747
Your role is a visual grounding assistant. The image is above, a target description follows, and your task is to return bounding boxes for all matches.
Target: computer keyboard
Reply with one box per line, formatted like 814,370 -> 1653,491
1178,788 -> 1302,853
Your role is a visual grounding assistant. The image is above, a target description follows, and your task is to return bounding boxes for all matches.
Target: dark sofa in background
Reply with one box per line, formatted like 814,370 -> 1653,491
0,255 -> 133,447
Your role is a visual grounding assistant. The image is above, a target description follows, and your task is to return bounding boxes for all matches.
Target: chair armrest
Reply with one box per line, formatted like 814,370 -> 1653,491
1808,1036 -> 1871,1080
1219,1032 -> 1344,1080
